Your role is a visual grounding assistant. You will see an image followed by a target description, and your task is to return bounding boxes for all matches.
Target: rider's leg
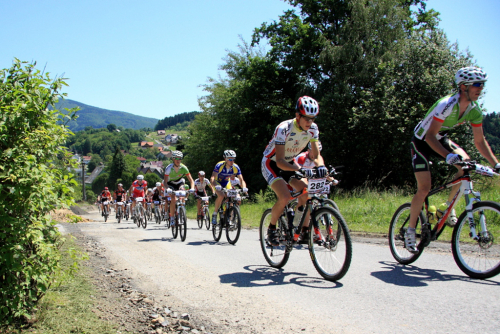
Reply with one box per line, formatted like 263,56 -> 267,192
212,189 -> 225,224
269,179 -> 293,228
170,195 -> 176,225
406,171 -> 431,253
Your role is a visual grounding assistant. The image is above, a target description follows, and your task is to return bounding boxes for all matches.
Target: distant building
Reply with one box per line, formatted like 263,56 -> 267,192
137,161 -> 164,179
157,130 -> 165,135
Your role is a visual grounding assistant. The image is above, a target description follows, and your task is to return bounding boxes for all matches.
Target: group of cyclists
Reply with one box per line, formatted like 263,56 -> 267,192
96,149 -> 249,226
98,66 -> 497,257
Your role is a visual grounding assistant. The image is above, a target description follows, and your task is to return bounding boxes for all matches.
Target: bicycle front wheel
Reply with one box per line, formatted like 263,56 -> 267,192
226,206 -> 241,245
179,207 -> 187,242
309,207 -> 352,281
135,208 -> 141,228
141,207 -> 147,229
117,207 -> 121,224
452,201 -> 500,279
204,207 -> 211,230
259,209 -> 290,268
171,217 -> 178,239
212,210 -> 224,242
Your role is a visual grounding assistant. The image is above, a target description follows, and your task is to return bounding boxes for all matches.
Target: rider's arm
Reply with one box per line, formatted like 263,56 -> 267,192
237,174 -> 247,189
275,144 -> 299,171
187,174 -> 195,190
424,119 -> 450,158
472,125 -> 499,166
210,171 -> 217,187
309,141 -> 325,167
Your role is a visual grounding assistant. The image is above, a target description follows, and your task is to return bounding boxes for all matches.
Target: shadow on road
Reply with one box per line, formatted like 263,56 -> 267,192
371,261 -> 500,286
219,265 -> 343,289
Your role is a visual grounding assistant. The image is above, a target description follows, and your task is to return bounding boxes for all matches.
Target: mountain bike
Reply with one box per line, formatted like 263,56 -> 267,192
389,161 -> 500,279
259,167 -> 352,281
169,189 -> 190,242
133,197 -> 147,229
195,195 -> 211,230
146,201 -> 153,221
116,201 -> 124,224
102,200 -> 110,222
153,200 -> 162,224
124,200 -> 131,221
213,188 -> 247,244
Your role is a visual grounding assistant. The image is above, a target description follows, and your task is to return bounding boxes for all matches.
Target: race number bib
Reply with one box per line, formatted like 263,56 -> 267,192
227,189 -> 238,198
308,178 -> 326,194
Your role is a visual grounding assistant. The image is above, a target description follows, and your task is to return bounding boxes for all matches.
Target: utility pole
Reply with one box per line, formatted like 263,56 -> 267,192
81,161 -> 87,201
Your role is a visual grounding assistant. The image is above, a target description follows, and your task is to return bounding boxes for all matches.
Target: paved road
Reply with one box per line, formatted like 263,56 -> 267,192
64,210 -> 500,333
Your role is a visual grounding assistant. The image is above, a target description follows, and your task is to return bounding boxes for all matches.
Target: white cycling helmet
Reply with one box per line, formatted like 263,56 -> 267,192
198,171 -> 205,176
137,175 -> 144,180
455,67 -> 488,86
224,150 -> 236,158
171,150 -> 183,159
296,96 -> 319,117
156,182 -> 161,187
308,141 -> 322,151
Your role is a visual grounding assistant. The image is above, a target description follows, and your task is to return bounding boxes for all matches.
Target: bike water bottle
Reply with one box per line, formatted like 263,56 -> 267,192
428,205 -> 437,224
437,203 -> 448,220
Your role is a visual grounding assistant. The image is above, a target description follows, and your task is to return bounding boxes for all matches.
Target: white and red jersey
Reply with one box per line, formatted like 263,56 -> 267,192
263,118 -> 319,162
295,151 -> 315,169
131,180 -> 148,197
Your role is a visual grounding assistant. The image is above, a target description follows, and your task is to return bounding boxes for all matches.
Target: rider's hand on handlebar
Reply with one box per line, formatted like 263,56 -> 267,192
317,165 -> 328,178
495,163 -> 500,173
242,187 -> 248,194
300,168 -> 314,178
446,153 -> 462,165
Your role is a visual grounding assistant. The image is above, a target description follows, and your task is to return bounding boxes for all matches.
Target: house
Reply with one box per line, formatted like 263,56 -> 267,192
137,161 -> 164,179
139,141 -> 154,148
157,130 -> 165,135
157,150 -> 172,159
137,157 -> 147,163
82,156 -> 92,164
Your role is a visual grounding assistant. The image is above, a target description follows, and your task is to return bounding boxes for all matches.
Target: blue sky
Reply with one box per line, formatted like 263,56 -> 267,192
1,0 -> 498,120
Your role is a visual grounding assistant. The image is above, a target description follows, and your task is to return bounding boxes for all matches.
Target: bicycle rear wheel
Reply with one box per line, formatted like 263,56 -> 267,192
259,209 -> 290,268
212,210 -> 224,242
226,206 -> 241,245
309,207 -> 352,281
204,207 -> 211,230
141,207 -> 147,229
171,217 -> 178,239
179,207 -> 187,242
388,203 -> 425,264
452,201 -> 500,279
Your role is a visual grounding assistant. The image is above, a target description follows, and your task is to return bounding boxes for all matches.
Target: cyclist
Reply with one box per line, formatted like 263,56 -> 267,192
229,174 -> 243,206
164,150 -> 195,226
210,150 -> 248,224
296,141 -> 338,185
113,183 -> 127,218
405,67 -> 500,253
151,182 -> 164,215
194,171 -> 216,220
262,96 -> 328,246
99,187 -> 112,216
128,175 -> 148,218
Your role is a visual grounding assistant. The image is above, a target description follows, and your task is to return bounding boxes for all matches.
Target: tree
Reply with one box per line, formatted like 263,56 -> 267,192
82,137 -> 92,155
107,123 -> 117,132
108,147 -> 126,188
0,59 -> 78,324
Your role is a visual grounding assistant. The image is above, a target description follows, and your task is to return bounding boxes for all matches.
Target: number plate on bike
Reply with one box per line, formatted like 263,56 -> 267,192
308,178 -> 326,194
227,189 -> 238,198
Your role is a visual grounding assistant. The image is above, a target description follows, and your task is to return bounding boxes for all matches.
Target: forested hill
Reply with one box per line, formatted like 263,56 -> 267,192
55,99 -> 159,132
483,112 -> 500,154
154,111 -> 200,131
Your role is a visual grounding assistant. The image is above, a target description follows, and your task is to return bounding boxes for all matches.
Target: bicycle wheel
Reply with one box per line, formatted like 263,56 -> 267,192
140,207 -> 147,229
226,206 -> 241,245
204,207 -> 211,230
117,207 -> 121,224
388,203 -> 425,264
309,207 -> 352,281
179,207 -> 187,242
104,207 -> 108,222
212,210 -> 224,242
259,209 -> 290,268
135,208 -> 141,228
197,211 -> 203,229
171,216 -> 178,239
452,201 -> 500,279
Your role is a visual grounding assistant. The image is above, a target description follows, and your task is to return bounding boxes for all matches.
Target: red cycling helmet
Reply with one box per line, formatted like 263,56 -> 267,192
296,96 -> 319,117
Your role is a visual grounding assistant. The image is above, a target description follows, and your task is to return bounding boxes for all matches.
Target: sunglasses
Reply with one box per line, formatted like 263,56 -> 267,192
227,158 -> 235,161
173,158 -> 182,160
301,115 -> 317,122
468,82 -> 485,88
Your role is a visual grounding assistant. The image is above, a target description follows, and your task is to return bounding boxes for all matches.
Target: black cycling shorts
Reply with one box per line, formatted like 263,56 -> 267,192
410,135 -> 460,172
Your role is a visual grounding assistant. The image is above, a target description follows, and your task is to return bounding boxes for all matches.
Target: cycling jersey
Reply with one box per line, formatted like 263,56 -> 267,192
213,161 -> 241,187
194,178 -> 211,192
114,189 -> 126,201
152,187 -> 162,201
131,180 -> 148,197
263,118 -> 319,162
100,190 -> 111,202
230,177 -> 241,189
414,93 -> 483,140
164,163 -> 191,183
295,151 -> 315,169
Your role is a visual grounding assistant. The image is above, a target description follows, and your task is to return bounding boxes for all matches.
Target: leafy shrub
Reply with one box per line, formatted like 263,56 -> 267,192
0,59 -> 78,326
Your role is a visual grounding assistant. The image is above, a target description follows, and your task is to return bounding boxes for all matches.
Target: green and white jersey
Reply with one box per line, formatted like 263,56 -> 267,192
414,93 -> 483,140
164,163 -> 191,183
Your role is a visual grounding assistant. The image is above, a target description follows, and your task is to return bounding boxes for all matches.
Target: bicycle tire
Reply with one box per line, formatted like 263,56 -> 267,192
178,207 -> 187,241
309,207 -> 352,281
197,211 -> 203,229
140,206 -> 147,229
212,210 -> 224,242
117,207 -> 121,224
171,216 -> 178,239
259,209 -> 290,268
388,203 -> 425,264
452,201 -> 500,279
204,207 -> 211,230
225,206 -> 241,245
104,207 -> 108,222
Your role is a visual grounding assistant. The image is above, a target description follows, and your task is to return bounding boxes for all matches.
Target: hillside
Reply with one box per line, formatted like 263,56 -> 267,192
55,99 -> 158,132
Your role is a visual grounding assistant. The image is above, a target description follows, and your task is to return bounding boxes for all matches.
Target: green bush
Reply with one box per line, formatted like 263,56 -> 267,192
0,59 -> 78,326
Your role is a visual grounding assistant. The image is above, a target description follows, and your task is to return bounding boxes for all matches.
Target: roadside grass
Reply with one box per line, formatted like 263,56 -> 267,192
186,176 -> 500,243
8,236 -> 126,334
